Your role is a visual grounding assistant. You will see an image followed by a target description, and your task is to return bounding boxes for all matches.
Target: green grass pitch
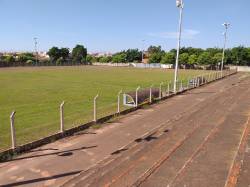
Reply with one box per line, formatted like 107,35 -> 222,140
0,66 -> 205,151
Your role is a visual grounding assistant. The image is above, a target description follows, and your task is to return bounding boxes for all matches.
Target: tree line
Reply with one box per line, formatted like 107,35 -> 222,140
0,45 -> 249,67
94,46 -> 250,68
0,44 -> 88,67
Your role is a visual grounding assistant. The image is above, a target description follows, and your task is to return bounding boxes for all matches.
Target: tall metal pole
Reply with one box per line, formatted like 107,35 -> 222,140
34,37 -> 38,66
174,0 -> 184,93
221,23 -> 230,74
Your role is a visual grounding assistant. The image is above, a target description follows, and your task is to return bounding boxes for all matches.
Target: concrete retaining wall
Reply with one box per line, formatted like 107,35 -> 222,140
229,66 -> 250,72
93,63 -> 130,67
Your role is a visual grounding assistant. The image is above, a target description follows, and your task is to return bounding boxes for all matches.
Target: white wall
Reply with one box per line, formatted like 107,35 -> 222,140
229,66 -> 250,72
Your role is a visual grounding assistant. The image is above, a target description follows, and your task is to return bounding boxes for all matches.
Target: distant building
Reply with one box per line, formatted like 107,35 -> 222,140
37,51 -> 49,59
91,52 -> 113,57
142,51 -> 149,64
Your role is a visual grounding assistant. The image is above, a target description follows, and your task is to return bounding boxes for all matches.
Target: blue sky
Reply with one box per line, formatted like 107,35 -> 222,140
0,0 -> 249,53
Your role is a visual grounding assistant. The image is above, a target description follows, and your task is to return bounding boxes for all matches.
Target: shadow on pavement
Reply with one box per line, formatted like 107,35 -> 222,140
111,148 -> 128,155
181,91 -> 215,95
3,146 -> 97,163
1,170 -> 82,187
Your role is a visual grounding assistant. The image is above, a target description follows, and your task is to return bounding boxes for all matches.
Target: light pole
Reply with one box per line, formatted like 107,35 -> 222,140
221,23 -> 230,74
174,0 -> 184,93
33,37 -> 38,66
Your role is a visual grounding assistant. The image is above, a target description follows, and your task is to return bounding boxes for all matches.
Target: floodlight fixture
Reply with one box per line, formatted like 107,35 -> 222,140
176,0 -> 183,8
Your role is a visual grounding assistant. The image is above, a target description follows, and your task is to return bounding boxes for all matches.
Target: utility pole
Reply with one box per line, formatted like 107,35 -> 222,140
174,0 -> 184,93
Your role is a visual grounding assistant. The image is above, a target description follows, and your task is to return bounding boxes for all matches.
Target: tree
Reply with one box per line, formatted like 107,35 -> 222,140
197,52 -> 212,65
126,49 -> 142,62
206,48 -> 222,56
180,47 -> 204,56
18,53 -> 35,62
179,53 -> 189,66
112,53 -> 127,63
212,53 -> 223,65
148,46 -> 162,55
56,57 -> 64,65
86,55 -> 93,64
99,56 -> 111,63
160,52 -> 175,64
47,47 -> 61,62
148,53 -> 162,64
230,46 -> 250,66
60,48 -> 69,61
188,54 -> 198,67
3,55 -> 15,66
72,44 -> 87,64
147,46 -> 164,64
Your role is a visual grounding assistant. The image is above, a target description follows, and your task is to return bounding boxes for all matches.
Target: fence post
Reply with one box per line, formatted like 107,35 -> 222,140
169,81 -> 172,93
159,82 -> 163,99
136,87 -> 140,107
10,111 -> 16,149
167,82 -> 170,96
150,84 -> 154,103
60,101 -> 65,133
187,77 -> 190,89
93,94 -> 99,122
180,80 -> 183,91
117,90 -> 122,113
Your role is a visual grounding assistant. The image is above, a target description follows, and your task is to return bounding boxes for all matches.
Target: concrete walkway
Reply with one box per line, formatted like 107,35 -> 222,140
63,73 -> 250,187
0,73 -> 249,187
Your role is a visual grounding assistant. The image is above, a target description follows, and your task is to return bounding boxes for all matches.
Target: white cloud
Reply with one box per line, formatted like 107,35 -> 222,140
148,29 -> 200,40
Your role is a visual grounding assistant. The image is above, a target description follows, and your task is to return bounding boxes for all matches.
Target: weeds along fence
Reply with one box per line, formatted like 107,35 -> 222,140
0,70 -> 237,152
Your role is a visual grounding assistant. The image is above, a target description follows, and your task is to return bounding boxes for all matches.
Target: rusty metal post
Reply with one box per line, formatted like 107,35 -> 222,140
117,90 -> 122,113
10,111 -> 16,149
93,94 -> 99,122
60,101 -> 65,133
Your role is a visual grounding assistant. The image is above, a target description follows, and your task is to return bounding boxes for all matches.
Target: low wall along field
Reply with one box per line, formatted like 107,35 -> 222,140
0,66 -> 206,151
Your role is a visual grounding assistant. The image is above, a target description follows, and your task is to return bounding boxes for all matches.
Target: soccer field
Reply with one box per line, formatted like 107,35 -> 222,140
0,66 -> 205,151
